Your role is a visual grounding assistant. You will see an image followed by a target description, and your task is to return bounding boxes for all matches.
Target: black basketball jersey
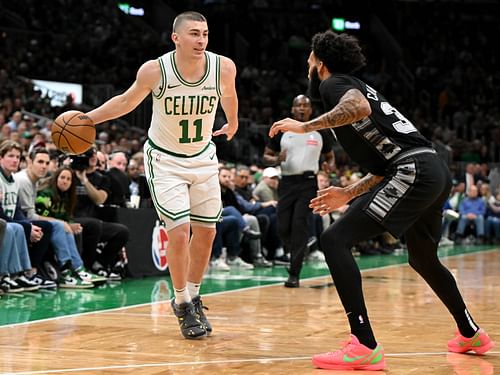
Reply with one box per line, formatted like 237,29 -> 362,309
319,73 -> 431,175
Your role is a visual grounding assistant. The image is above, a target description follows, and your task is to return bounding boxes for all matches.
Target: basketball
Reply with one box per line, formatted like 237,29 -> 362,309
51,110 -> 96,155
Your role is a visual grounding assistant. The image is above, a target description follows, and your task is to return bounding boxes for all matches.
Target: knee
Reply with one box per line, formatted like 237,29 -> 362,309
9,222 -> 23,234
320,224 -> 351,251
320,225 -> 354,265
223,216 -> 240,232
83,219 -> 102,232
408,253 -> 439,274
168,224 -> 190,245
51,220 -> 65,231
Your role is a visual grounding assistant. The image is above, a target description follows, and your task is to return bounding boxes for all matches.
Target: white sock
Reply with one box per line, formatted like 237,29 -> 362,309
187,281 -> 201,298
174,287 -> 191,305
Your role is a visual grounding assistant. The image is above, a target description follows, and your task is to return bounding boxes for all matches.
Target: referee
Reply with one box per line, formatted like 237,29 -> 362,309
264,94 -> 335,287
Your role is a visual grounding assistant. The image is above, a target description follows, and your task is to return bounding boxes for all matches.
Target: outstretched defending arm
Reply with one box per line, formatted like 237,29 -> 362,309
269,88 -> 371,137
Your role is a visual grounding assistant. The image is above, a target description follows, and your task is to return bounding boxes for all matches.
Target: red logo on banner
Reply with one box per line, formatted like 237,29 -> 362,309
152,221 -> 169,271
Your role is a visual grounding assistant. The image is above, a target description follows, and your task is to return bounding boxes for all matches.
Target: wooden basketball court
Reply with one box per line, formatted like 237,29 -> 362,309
0,247 -> 498,374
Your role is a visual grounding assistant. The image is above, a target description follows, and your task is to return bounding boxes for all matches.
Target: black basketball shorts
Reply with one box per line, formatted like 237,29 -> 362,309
360,153 -> 452,238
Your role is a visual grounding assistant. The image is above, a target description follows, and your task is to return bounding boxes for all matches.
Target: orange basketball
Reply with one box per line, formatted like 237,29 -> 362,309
51,110 -> 96,154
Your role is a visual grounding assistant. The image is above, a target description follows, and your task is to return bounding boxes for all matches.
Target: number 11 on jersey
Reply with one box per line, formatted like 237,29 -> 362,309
179,119 -> 203,143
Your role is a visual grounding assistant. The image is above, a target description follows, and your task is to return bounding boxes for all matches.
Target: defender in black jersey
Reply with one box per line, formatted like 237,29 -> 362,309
270,30 -> 494,370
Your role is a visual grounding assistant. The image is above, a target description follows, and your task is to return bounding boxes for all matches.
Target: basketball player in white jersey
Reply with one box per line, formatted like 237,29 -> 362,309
85,11 -> 238,339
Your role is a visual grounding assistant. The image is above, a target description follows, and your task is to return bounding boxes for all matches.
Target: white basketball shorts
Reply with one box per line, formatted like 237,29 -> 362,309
144,140 -> 222,230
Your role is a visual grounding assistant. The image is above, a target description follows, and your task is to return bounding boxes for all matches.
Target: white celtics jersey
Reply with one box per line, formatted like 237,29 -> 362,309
0,171 -> 19,219
148,50 -> 221,156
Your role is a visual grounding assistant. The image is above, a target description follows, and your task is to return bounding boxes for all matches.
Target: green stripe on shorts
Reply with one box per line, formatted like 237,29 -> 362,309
145,146 -> 190,221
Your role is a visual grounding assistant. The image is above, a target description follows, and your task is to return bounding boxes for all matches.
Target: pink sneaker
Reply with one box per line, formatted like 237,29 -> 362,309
448,329 -> 495,354
312,334 -> 386,371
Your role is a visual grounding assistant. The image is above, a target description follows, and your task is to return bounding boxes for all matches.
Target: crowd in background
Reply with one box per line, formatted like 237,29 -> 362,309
1,1 -> 500,293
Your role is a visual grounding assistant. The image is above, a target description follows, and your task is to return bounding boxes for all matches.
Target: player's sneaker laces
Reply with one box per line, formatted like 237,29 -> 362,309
312,334 -> 386,371
192,295 -> 212,335
448,329 -> 495,354
171,299 -> 207,339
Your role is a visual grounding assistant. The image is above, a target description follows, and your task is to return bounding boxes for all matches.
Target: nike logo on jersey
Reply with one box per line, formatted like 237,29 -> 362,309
209,153 -> 216,160
167,83 -> 181,89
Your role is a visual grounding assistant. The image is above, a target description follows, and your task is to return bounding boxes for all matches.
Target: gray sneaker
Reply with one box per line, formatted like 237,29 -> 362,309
171,299 -> 207,339
192,295 -> 212,335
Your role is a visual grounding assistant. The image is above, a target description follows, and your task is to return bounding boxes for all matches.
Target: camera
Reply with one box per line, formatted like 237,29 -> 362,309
68,146 -> 96,171
70,155 -> 90,171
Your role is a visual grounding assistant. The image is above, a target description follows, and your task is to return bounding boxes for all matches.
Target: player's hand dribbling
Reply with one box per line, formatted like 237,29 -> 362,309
310,186 -> 350,216
213,123 -> 237,141
269,117 -> 305,137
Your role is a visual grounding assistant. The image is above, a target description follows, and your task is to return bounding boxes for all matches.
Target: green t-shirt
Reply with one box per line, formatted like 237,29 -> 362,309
35,188 -> 72,222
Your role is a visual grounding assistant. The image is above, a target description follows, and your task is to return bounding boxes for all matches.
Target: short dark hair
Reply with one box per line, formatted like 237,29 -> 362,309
311,30 -> 366,74
219,165 -> 230,173
173,11 -> 207,32
29,147 -> 49,161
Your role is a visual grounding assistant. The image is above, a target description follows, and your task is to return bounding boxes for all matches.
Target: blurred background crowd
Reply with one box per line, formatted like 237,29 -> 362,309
0,0 -> 499,291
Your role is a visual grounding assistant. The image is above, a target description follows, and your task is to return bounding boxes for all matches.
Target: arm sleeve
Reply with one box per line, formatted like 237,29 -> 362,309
13,201 -> 28,221
17,180 -> 38,219
236,193 -> 262,214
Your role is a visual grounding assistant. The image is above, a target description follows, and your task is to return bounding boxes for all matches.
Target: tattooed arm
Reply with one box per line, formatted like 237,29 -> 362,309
310,173 -> 384,215
269,89 -> 371,137
304,89 -> 371,132
345,173 -> 384,200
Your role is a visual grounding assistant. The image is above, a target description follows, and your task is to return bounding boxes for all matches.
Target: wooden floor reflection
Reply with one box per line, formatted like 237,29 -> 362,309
0,249 -> 498,374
